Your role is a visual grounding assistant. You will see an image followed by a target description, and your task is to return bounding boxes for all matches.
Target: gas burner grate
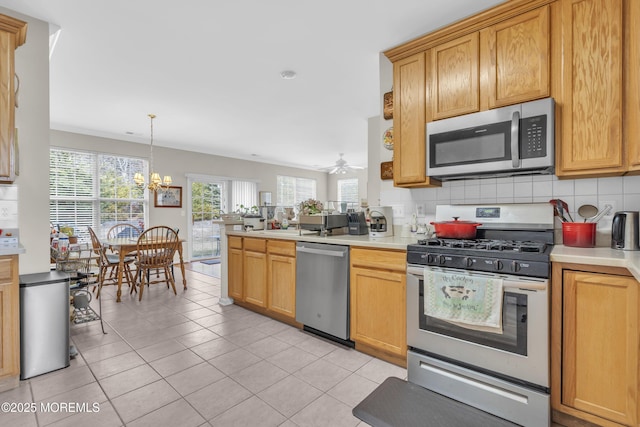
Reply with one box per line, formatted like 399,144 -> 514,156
417,238 -> 547,253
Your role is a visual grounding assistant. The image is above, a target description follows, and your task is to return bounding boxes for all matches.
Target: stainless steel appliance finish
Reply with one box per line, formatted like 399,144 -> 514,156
611,211 -> 640,250
298,213 -> 348,236
295,242 -> 350,341
369,206 -> 394,238
427,97 -> 554,180
406,203 -> 554,427
20,271 -> 70,379
347,212 -> 369,235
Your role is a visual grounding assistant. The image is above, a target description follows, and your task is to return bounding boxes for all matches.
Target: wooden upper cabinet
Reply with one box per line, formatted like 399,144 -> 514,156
430,33 -> 479,120
555,0 -> 624,177
481,6 -> 550,109
624,0 -> 640,172
0,15 -> 27,184
393,52 -> 440,187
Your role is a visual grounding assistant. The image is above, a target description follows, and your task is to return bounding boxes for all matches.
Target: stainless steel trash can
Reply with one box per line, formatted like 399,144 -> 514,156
19,271 -> 70,379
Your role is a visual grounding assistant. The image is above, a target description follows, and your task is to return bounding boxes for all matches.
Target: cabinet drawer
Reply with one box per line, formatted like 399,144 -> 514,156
351,247 -> 406,272
267,239 -> 295,257
228,236 -> 243,249
243,237 -> 266,253
0,257 -> 13,282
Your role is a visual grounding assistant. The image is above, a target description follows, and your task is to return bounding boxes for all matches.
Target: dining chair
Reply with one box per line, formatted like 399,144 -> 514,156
88,227 -> 137,299
134,225 -> 180,301
107,223 -> 142,239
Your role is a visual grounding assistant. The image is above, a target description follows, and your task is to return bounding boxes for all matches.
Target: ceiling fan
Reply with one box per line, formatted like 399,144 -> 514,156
322,153 -> 364,175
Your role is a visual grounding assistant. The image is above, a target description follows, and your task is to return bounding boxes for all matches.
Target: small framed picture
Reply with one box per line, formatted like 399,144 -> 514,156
154,186 -> 182,208
383,91 -> 393,120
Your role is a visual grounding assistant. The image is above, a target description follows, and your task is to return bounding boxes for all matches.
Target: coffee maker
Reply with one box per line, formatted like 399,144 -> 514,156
369,206 -> 394,238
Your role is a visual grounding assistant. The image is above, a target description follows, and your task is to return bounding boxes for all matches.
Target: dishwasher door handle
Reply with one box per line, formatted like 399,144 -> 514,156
296,246 -> 346,257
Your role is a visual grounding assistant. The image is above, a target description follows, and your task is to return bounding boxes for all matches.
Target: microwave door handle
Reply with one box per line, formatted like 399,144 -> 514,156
511,110 -> 520,168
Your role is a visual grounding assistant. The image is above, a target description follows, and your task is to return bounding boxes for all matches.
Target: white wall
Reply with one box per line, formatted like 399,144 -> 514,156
1,7 -> 51,274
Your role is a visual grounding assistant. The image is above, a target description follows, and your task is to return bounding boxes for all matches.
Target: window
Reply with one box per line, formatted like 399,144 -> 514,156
50,148 -> 146,242
276,176 -> 316,207
337,178 -> 359,204
231,180 -> 258,213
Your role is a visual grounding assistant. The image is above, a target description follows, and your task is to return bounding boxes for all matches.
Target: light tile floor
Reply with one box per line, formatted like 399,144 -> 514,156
0,264 -> 406,426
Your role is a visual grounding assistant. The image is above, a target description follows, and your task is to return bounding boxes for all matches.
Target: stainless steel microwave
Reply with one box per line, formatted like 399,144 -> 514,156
426,97 -> 554,180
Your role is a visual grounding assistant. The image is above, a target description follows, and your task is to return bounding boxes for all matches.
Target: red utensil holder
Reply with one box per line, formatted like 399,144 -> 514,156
562,222 -> 596,248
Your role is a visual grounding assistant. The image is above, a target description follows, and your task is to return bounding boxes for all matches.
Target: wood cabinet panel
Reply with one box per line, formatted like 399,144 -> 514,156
552,263 -> 639,426
0,255 -> 19,392
431,32 -> 479,120
243,250 -> 267,308
267,240 -> 295,257
624,0 -> 640,171
228,246 -> 243,301
228,236 -> 243,249
483,6 -> 550,108
350,266 -> 406,360
243,237 -> 266,253
350,247 -> 406,272
556,0 -> 624,177
267,253 -> 295,319
0,15 -> 26,183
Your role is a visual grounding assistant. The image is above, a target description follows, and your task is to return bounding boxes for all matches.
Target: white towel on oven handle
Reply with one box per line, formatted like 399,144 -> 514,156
424,268 -> 503,334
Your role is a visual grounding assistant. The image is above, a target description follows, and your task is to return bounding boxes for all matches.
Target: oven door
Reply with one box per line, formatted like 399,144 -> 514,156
407,264 -> 549,389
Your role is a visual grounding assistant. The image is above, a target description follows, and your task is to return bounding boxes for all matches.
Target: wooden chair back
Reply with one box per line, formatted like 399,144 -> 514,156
136,226 -> 179,269
107,223 -> 142,239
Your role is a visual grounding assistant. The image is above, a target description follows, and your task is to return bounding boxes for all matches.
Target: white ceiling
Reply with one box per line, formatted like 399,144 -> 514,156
1,0 -> 503,171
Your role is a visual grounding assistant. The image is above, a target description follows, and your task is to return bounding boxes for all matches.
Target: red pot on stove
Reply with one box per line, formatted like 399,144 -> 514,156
430,217 -> 482,239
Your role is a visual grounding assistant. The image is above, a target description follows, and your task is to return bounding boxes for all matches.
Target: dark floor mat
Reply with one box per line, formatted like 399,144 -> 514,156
353,377 -> 519,427
200,259 -> 221,265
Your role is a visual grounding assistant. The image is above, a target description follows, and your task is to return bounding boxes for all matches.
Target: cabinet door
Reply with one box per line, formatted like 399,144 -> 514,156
482,6 -> 550,108
267,254 -> 295,319
430,32 -> 479,120
243,250 -> 267,308
556,0 -> 624,177
562,270 -> 638,425
350,266 -> 406,358
228,247 -> 243,301
0,256 -> 19,386
625,0 -> 640,171
393,52 -> 441,188
0,30 -> 15,182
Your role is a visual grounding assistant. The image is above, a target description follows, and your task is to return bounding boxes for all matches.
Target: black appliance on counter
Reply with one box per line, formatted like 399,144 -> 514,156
347,212 -> 369,235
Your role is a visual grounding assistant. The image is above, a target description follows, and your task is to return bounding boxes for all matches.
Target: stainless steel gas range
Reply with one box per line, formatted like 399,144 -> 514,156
406,203 -> 554,427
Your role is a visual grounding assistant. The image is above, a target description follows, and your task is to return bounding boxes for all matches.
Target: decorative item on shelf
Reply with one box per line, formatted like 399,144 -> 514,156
383,90 -> 393,120
383,127 -> 393,150
380,161 -> 393,180
300,199 -> 323,215
133,114 -> 172,192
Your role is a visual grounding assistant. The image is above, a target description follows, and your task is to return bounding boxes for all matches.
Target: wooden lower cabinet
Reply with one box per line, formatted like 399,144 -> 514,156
0,255 -> 19,392
267,240 -> 296,320
243,237 -> 267,308
552,263 -> 639,426
350,247 -> 407,367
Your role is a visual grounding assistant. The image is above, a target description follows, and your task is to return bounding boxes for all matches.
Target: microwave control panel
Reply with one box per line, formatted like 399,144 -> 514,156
520,114 -> 547,159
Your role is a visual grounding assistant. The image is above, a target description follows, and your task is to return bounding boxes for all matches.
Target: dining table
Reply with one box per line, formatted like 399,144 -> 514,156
103,237 -> 187,302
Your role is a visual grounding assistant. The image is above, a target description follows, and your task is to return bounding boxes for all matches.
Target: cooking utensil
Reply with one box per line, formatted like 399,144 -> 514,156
550,199 -> 569,222
587,204 -> 612,223
578,204 -> 598,222
430,217 -> 482,239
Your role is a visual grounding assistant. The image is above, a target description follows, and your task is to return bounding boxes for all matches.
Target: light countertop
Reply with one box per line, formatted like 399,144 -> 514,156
551,245 -> 640,281
225,228 -> 423,251
0,244 -> 26,256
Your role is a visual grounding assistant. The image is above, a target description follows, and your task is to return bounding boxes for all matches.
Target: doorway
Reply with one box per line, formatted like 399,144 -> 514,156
189,178 -> 226,261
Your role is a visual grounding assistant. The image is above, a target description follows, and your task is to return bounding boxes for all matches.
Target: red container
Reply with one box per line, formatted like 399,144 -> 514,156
562,222 -> 596,247
430,218 -> 482,239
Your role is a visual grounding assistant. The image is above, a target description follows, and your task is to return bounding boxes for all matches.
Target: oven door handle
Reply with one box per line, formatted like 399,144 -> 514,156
407,266 -> 548,291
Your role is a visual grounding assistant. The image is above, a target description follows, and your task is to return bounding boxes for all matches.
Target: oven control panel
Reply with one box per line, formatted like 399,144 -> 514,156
406,252 -> 550,278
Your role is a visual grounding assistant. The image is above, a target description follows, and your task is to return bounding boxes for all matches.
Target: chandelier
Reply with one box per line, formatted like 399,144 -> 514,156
133,114 -> 172,192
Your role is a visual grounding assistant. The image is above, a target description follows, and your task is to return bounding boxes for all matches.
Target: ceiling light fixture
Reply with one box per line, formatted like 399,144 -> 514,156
280,70 -> 297,80
133,114 -> 172,192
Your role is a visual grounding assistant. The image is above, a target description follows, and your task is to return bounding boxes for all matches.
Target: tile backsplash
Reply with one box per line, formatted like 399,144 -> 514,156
381,174 -> 640,243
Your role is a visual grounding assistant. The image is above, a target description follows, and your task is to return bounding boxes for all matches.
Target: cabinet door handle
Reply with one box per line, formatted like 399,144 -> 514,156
296,246 -> 345,257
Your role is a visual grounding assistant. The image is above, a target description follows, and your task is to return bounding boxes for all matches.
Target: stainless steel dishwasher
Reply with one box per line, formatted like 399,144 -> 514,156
295,242 -> 351,343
